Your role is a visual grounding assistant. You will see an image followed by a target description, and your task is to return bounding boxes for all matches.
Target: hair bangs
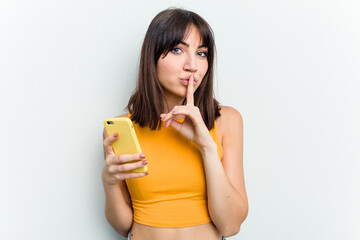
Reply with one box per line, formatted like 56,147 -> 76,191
154,9 -> 214,61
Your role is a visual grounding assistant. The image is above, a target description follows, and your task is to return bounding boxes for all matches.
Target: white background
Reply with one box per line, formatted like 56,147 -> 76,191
1,0 -> 359,239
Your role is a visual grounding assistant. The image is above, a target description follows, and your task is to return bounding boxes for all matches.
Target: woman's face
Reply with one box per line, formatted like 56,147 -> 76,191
157,25 -> 209,103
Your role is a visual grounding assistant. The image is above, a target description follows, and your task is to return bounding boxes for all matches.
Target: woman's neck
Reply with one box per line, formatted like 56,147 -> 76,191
163,96 -> 186,120
163,93 -> 185,111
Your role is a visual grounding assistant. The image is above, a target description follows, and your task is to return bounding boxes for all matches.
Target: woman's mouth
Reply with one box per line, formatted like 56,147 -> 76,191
180,78 -> 197,86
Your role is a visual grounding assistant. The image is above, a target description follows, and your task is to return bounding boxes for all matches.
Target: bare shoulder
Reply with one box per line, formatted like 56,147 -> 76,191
218,106 -> 243,122
216,106 -> 243,141
103,113 -> 129,139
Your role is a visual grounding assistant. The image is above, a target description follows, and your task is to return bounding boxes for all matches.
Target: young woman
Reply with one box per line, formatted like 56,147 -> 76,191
102,8 -> 248,240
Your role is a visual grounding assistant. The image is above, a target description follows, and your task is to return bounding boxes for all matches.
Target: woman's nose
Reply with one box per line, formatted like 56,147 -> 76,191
183,55 -> 197,73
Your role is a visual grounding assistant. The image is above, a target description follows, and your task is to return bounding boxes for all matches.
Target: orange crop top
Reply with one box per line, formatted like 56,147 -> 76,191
125,113 -> 223,228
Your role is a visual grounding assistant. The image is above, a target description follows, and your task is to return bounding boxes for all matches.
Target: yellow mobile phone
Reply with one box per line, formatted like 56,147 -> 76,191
104,117 -> 147,173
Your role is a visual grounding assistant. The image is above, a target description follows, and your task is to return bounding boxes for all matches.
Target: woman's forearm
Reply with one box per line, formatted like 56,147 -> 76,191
200,144 -> 248,237
103,182 -> 133,237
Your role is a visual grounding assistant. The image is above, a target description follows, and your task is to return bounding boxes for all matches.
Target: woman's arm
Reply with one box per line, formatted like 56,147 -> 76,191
102,125 -> 148,237
161,76 -> 248,237
102,129 -> 133,237
103,180 -> 133,237
200,106 -> 248,237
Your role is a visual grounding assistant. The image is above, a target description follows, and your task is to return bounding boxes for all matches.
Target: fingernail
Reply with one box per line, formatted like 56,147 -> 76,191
145,172 -> 149,175
142,160 -> 148,165
114,133 -> 118,137
140,153 -> 145,159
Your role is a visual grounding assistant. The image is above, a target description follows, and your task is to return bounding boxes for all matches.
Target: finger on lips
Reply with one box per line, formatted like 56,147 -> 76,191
160,74 -> 195,125
186,74 -> 194,106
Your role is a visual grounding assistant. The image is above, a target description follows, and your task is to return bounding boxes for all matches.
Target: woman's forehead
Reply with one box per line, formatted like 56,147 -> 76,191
181,25 -> 205,46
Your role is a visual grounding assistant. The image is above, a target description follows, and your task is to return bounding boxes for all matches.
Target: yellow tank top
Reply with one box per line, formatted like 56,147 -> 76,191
125,113 -> 223,228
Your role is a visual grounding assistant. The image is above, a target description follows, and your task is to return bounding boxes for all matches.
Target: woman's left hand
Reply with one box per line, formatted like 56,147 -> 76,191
160,75 -> 214,148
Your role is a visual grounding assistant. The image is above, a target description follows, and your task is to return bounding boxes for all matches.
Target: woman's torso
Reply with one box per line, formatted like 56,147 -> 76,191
124,113 -> 225,239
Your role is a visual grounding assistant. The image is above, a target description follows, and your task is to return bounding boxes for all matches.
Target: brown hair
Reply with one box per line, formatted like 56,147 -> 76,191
127,8 -> 221,130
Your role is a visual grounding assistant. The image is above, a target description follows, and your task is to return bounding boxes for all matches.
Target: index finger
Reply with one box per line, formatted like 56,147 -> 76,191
186,74 -> 194,106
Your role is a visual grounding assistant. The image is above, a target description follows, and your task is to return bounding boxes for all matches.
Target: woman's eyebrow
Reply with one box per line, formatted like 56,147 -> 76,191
178,41 -> 207,49
178,41 -> 190,47
198,44 -> 208,49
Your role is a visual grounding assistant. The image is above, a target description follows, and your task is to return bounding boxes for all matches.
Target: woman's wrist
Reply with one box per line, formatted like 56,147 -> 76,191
102,178 -> 122,190
198,141 -> 217,155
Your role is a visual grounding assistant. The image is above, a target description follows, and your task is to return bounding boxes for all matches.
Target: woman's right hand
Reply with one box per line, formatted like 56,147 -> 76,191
102,132 -> 149,186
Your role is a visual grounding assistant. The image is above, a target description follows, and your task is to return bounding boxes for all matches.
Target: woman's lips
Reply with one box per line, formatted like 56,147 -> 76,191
180,78 -> 197,86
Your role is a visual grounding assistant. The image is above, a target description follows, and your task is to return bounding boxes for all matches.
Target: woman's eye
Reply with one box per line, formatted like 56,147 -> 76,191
171,48 -> 182,54
198,51 -> 208,57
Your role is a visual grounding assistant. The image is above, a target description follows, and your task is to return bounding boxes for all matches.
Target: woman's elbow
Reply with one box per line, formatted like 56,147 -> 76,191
220,207 -> 248,237
115,228 -> 130,238
104,212 -> 132,238
220,224 -> 241,238
107,220 -> 130,238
